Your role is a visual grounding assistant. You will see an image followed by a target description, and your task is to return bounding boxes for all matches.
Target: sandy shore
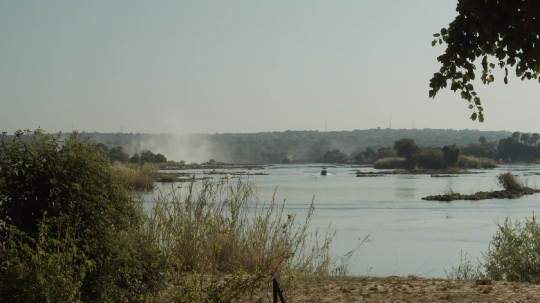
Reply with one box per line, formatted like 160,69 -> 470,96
247,276 -> 540,303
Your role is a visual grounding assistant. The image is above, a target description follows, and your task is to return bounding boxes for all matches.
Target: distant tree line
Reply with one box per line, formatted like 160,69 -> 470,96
96,143 -> 167,164
10,129 -> 540,165
75,128 -> 512,164
315,131 -> 540,167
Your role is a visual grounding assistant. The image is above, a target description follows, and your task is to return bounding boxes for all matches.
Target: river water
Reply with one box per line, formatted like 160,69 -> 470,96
145,164 -> 540,278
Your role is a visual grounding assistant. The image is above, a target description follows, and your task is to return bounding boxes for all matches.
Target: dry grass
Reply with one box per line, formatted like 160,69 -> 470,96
458,156 -> 498,169
374,157 -> 406,169
111,162 -> 160,190
143,179 -> 367,301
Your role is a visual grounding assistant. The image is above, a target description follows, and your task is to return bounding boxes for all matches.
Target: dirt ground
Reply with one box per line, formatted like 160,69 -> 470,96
247,276 -> 540,303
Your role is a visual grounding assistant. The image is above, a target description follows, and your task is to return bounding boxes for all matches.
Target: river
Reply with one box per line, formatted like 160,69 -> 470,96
145,164 -> 540,278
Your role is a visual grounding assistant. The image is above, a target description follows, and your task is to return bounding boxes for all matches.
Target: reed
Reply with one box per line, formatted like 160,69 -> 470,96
374,157 -> 406,169
111,162 -> 158,190
458,156 -> 498,169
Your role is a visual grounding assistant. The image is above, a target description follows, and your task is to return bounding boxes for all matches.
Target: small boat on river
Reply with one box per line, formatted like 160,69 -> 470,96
321,168 -> 327,176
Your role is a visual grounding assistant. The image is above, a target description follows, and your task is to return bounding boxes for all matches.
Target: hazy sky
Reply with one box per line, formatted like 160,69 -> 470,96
1,1 -> 537,134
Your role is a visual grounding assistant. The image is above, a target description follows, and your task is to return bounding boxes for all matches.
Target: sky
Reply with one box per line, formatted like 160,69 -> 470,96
0,1 -> 538,135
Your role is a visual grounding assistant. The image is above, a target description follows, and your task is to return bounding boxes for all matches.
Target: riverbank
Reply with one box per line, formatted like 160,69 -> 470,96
248,276 -> 540,302
355,168 -> 481,177
422,187 -> 540,201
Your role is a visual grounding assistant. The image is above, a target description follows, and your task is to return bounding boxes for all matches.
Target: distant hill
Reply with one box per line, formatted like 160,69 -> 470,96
78,128 -> 513,164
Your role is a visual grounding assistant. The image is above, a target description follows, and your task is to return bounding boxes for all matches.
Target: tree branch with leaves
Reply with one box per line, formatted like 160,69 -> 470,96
430,0 -> 540,122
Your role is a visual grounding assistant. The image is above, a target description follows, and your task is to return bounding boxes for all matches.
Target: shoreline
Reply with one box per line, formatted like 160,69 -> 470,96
246,275 -> 540,302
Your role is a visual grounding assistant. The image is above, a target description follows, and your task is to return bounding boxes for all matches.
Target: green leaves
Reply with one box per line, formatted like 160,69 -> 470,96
430,0 -> 540,123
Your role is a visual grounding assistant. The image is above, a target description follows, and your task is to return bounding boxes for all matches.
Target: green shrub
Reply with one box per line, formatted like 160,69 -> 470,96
483,215 -> 540,282
0,216 -> 94,303
418,149 -> 446,169
442,144 -> 462,167
496,171 -> 523,191
0,130 -> 167,302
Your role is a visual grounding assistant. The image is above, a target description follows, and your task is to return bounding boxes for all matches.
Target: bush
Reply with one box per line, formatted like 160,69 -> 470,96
483,215 -> 540,282
0,130 -> 167,302
496,171 -> 523,191
373,157 -> 406,169
0,217 -> 94,303
418,149 -> 446,169
442,144 -> 462,167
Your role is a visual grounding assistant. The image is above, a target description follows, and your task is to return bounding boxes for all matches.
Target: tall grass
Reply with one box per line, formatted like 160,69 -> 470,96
111,162 -> 158,190
445,251 -> 482,280
143,179 -> 367,301
458,156 -> 498,169
441,179 -> 456,195
374,157 -> 406,169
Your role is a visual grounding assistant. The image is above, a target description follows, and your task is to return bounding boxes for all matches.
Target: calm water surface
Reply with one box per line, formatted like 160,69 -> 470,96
145,164 -> 540,278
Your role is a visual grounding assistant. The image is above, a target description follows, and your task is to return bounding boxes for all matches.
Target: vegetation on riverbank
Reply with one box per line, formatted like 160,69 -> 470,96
373,139 -> 498,170
5,130 -> 540,302
422,172 -> 539,201
0,130 -> 365,302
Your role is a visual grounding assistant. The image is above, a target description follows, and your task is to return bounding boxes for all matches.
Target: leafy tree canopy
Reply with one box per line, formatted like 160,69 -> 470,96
442,144 -> 462,167
394,138 -> 422,161
430,0 -> 540,122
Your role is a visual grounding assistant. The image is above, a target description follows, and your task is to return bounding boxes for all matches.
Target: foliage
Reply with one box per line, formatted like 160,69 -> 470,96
0,130 -> 167,302
429,0 -> 540,121
483,214 -> 540,282
130,153 -> 141,164
376,147 -> 396,159
495,171 -> 523,191
95,142 -> 109,153
321,149 -> 351,163
442,144 -> 462,167
0,217 -> 94,303
140,149 -> 167,164
418,149 -> 446,169
461,137 -> 498,159
394,138 -> 422,161
498,132 -> 540,162
0,130 -> 136,236
108,146 -> 130,163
